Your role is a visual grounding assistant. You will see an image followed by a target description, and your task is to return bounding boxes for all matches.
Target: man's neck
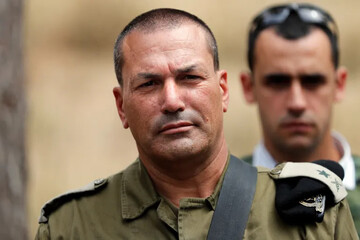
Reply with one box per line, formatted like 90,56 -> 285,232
141,140 -> 228,207
266,133 -> 341,164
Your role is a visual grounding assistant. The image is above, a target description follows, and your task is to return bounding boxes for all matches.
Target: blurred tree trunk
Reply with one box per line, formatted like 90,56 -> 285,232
0,0 -> 27,239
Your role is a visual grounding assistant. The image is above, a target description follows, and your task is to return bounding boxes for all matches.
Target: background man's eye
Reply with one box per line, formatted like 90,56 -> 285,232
301,76 -> 326,89
265,75 -> 291,89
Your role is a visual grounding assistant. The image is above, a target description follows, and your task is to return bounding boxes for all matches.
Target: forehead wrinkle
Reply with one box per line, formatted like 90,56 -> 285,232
123,25 -> 214,86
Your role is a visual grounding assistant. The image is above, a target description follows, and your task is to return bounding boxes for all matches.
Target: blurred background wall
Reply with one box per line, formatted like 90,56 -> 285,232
24,0 -> 360,237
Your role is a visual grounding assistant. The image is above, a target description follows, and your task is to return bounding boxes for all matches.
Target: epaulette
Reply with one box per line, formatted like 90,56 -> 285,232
269,160 -> 347,224
38,178 -> 108,223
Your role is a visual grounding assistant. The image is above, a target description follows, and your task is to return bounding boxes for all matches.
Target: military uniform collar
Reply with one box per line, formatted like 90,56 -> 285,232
120,158 -> 161,220
120,155 -> 230,220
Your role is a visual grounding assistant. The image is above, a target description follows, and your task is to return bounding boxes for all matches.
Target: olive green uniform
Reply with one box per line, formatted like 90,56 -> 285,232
243,154 -> 360,238
35,158 -> 358,240
347,155 -> 360,237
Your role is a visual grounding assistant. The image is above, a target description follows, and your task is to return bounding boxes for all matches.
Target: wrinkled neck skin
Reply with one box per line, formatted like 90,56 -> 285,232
141,136 -> 228,207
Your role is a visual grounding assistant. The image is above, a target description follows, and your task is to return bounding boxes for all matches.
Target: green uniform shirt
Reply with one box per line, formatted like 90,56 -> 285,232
347,155 -> 360,237
35,157 -> 358,240
242,154 -> 360,238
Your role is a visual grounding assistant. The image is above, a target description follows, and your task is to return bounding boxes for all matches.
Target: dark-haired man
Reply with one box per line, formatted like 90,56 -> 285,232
240,3 -> 360,236
35,8 -> 357,239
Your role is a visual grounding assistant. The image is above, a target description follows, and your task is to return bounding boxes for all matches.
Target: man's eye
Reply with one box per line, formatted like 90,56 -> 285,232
182,75 -> 201,80
264,75 -> 291,89
186,75 -> 199,79
301,75 -> 326,89
139,80 -> 155,88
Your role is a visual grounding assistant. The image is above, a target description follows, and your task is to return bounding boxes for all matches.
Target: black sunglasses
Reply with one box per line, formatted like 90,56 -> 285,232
249,3 -> 338,39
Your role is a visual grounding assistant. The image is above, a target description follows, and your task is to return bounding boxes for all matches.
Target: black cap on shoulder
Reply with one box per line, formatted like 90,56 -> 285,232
274,159 -> 344,224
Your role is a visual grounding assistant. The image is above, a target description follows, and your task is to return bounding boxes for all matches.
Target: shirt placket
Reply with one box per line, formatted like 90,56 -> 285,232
178,198 -> 213,240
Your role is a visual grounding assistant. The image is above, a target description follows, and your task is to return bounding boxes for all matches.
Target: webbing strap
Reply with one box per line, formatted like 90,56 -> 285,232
207,155 -> 258,240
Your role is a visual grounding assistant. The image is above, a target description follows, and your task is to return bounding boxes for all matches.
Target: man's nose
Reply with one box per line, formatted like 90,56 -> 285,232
160,79 -> 185,114
287,80 -> 306,115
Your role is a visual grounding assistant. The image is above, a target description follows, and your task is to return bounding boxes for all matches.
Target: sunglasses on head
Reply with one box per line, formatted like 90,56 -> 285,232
249,3 -> 338,39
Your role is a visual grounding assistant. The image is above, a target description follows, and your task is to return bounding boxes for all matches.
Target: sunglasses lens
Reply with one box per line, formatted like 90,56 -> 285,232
298,8 -> 337,37
262,7 -> 290,25
250,4 -> 337,39
298,8 -> 325,23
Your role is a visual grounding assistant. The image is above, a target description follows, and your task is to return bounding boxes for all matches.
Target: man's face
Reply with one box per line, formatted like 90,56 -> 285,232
113,23 -> 228,164
241,28 -> 346,155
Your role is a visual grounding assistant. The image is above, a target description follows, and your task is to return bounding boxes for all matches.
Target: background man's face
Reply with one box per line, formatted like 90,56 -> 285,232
113,23 -> 229,164
243,28 -> 346,154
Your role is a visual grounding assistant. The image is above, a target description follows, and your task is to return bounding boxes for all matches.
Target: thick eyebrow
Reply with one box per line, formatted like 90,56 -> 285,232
136,72 -> 162,80
175,64 -> 208,75
135,64 -> 208,80
176,65 -> 197,74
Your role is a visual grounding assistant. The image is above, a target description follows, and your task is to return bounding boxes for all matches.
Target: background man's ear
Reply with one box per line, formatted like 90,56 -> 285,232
334,66 -> 347,102
240,72 -> 256,103
218,70 -> 229,112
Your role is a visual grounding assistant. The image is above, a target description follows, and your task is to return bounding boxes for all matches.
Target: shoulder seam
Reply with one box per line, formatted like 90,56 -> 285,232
38,178 -> 108,223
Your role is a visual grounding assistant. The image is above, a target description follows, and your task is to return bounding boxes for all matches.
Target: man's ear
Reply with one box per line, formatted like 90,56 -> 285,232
113,86 -> 129,129
334,66 -> 347,103
240,72 -> 256,103
218,70 -> 229,112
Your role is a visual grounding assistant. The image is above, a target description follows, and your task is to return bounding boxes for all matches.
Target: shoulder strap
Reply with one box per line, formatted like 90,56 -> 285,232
207,155 -> 258,240
38,178 -> 107,223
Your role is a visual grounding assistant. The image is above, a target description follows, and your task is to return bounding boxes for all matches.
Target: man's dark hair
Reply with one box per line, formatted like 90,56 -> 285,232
114,8 -> 219,85
248,9 -> 339,71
